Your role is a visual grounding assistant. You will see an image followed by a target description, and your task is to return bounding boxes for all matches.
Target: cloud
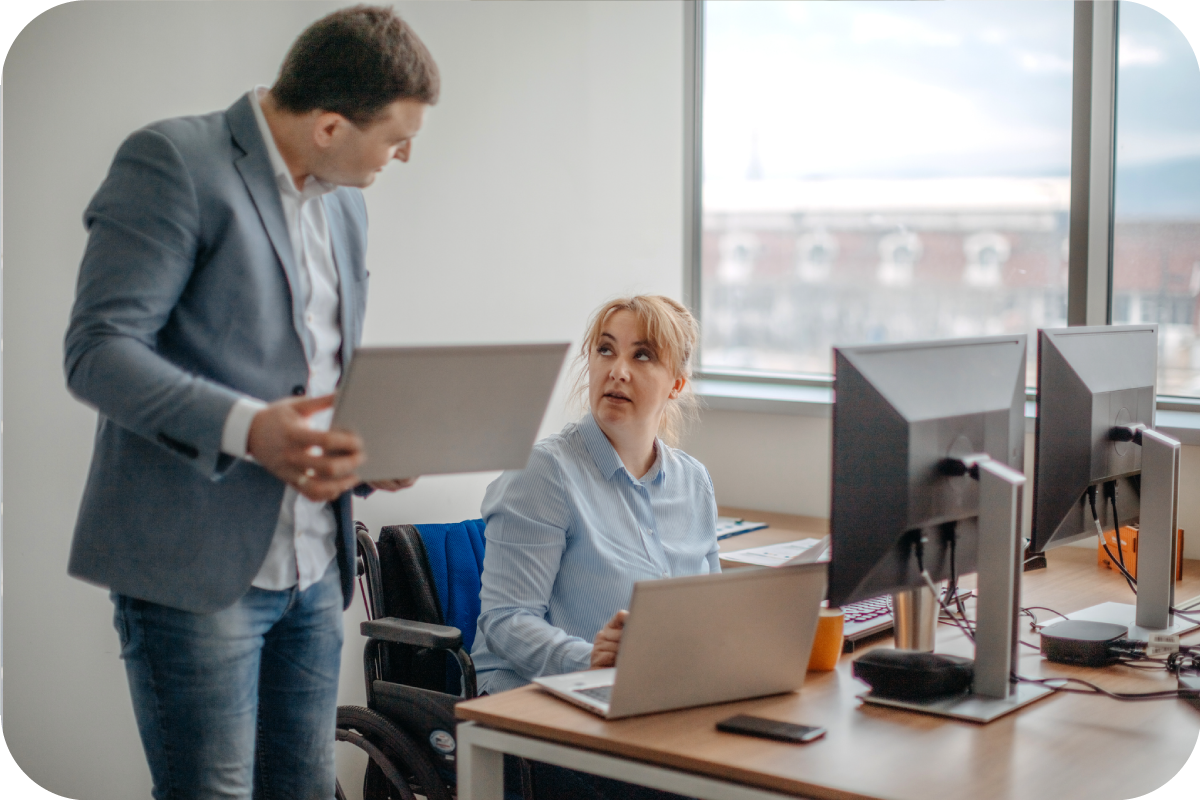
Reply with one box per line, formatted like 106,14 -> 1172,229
781,4 -> 810,26
1119,36 -> 1166,67
851,12 -> 962,48
1018,52 -> 1073,74
980,27 -> 1009,46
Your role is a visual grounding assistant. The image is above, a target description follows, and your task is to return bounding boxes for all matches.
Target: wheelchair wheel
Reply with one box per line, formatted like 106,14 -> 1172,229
336,705 -> 452,800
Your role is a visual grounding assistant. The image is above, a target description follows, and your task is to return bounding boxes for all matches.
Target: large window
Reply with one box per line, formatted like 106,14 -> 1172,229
696,1 -> 1200,398
1111,2 -> 1200,397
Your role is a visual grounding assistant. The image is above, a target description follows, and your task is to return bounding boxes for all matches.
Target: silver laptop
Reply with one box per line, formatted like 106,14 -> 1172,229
331,343 -> 569,481
533,563 -> 827,719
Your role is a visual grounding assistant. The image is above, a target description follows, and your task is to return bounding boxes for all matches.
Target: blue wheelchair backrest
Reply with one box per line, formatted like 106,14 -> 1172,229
412,519 -> 487,652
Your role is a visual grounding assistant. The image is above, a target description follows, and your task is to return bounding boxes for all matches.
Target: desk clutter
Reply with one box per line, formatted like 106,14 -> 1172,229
458,541 -> 1200,800
720,537 -> 830,566
714,516 -> 769,540
453,324 -> 1200,798
1097,525 -> 1186,581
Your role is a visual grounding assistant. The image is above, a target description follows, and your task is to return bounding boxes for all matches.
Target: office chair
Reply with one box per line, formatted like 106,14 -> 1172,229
335,519 -> 496,800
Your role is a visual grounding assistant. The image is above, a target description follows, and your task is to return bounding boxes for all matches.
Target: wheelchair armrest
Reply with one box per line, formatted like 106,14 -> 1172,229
361,618 -> 464,651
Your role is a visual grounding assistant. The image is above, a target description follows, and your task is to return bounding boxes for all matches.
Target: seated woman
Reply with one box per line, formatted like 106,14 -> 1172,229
471,294 -> 720,696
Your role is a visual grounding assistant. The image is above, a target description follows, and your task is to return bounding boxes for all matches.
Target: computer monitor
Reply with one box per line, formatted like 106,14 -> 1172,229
1031,324 -> 1187,637
828,334 -> 1051,721
828,335 -> 1027,608
1031,325 -> 1153,552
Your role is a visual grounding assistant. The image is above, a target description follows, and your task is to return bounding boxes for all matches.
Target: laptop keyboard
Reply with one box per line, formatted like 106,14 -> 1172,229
575,685 -> 613,703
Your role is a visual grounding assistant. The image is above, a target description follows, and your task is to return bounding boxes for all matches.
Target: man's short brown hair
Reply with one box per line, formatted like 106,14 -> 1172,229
272,5 -> 439,125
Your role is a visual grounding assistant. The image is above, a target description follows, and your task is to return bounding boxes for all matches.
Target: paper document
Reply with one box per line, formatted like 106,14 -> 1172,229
715,517 -> 769,540
721,537 -> 830,567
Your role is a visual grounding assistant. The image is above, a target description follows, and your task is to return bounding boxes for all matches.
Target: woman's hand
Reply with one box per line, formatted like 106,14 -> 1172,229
590,610 -> 629,669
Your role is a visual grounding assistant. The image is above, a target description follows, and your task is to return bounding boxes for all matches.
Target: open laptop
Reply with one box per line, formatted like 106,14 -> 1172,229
331,343 -> 569,481
533,563 -> 827,719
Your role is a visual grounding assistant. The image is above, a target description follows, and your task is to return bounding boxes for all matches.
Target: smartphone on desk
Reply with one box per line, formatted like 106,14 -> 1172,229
716,714 -> 826,744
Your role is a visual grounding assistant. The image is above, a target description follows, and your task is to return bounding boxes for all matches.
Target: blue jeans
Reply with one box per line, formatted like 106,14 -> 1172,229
112,563 -> 344,800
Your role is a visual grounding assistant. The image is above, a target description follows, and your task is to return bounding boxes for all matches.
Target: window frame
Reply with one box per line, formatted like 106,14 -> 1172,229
684,0 -> 1200,435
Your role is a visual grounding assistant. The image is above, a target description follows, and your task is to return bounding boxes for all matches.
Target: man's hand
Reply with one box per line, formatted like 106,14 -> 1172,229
247,394 -> 364,502
367,478 -> 419,492
590,610 -> 629,670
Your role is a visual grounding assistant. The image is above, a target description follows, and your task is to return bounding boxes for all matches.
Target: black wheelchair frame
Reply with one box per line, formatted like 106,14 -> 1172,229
335,522 -> 482,800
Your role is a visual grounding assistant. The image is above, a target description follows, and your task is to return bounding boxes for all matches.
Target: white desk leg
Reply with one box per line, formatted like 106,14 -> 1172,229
458,721 -> 504,800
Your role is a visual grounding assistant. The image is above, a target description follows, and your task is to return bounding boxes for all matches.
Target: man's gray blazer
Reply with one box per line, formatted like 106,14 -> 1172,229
65,95 -> 369,613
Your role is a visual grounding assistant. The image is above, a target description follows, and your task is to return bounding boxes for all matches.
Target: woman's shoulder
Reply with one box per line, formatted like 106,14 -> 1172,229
480,422 -> 591,523
491,419 -> 590,488
658,441 -> 714,488
528,419 -> 589,465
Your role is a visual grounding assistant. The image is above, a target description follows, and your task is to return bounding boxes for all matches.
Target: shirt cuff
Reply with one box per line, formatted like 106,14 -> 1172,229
562,641 -> 595,674
221,397 -> 268,459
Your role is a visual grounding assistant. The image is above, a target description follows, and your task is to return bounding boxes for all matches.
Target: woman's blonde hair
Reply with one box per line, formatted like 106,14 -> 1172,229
571,295 -> 701,447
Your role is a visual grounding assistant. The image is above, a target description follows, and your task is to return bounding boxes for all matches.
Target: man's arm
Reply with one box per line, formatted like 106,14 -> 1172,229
64,127 -> 369,498
64,128 -> 242,478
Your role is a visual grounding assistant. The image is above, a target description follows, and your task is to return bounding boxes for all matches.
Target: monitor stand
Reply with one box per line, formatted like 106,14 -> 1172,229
1067,428 -> 1192,641
861,458 -> 1054,723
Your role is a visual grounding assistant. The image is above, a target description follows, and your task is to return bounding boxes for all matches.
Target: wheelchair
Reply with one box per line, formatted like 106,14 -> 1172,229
336,520 -> 504,800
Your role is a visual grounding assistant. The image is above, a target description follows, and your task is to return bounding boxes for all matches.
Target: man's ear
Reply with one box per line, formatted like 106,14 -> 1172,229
312,112 -> 348,149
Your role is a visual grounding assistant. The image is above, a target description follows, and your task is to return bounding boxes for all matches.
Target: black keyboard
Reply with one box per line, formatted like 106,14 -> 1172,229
575,685 -> 613,703
843,595 -> 892,624
840,595 -> 894,651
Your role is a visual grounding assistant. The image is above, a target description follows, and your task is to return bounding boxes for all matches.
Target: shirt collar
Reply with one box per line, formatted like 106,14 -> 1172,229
579,413 -> 667,485
248,87 -> 337,200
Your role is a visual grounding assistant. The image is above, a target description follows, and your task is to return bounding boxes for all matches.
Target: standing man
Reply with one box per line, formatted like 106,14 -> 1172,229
63,7 -> 437,798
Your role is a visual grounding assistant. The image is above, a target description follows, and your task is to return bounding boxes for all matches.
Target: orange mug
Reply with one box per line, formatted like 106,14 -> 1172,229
807,607 -> 845,671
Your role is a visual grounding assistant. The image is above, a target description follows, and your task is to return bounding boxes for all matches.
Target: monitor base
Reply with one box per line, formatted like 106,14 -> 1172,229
1066,601 -> 1200,642
859,682 -> 1055,723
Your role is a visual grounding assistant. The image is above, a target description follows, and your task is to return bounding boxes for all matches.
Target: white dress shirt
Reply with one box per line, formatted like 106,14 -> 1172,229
219,87 -> 343,591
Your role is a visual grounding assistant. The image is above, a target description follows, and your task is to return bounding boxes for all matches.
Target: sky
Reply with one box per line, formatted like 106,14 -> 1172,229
704,1 -> 1200,182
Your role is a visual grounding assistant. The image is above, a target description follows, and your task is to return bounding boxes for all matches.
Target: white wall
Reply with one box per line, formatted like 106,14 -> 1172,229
1,2 -> 685,797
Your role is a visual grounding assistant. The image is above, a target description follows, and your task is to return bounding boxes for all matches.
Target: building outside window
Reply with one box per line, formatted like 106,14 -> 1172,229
1111,2 -> 1200,397
698,1 -> 1200,398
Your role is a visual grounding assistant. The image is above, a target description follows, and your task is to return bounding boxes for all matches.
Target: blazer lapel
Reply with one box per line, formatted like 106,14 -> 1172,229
226,94 -> 313,361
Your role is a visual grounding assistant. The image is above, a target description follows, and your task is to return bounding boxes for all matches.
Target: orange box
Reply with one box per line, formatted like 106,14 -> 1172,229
1097,526 -> 1184,581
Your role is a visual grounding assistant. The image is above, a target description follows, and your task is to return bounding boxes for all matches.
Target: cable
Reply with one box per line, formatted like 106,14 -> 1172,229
921,569 -> 976,642
1088,485 -> 1137,594
1107,481 -> 1128,576
1015,674 -> 1200,701
1023,606 -> 1069,625
908,527 -> 976,643
944,522 -> 963,617
1171,607 -> 1200,625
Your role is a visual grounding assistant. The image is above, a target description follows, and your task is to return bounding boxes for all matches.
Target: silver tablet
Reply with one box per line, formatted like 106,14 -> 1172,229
331,343 -> 570,481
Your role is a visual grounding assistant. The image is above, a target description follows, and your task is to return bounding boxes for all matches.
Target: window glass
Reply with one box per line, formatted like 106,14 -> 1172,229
1111,2 -> 1200,398
701,1 -> 1074,386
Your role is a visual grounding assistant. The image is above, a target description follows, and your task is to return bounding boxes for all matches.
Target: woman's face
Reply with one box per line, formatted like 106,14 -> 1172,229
587,310 -> 684,442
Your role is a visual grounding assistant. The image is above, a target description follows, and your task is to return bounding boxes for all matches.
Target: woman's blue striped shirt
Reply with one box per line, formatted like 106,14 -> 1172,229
471,413 -> 720,694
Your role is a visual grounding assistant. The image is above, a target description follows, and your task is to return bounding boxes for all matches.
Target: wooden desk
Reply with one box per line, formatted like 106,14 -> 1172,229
457,514 -> 1200,800
717,507 -> 827,564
